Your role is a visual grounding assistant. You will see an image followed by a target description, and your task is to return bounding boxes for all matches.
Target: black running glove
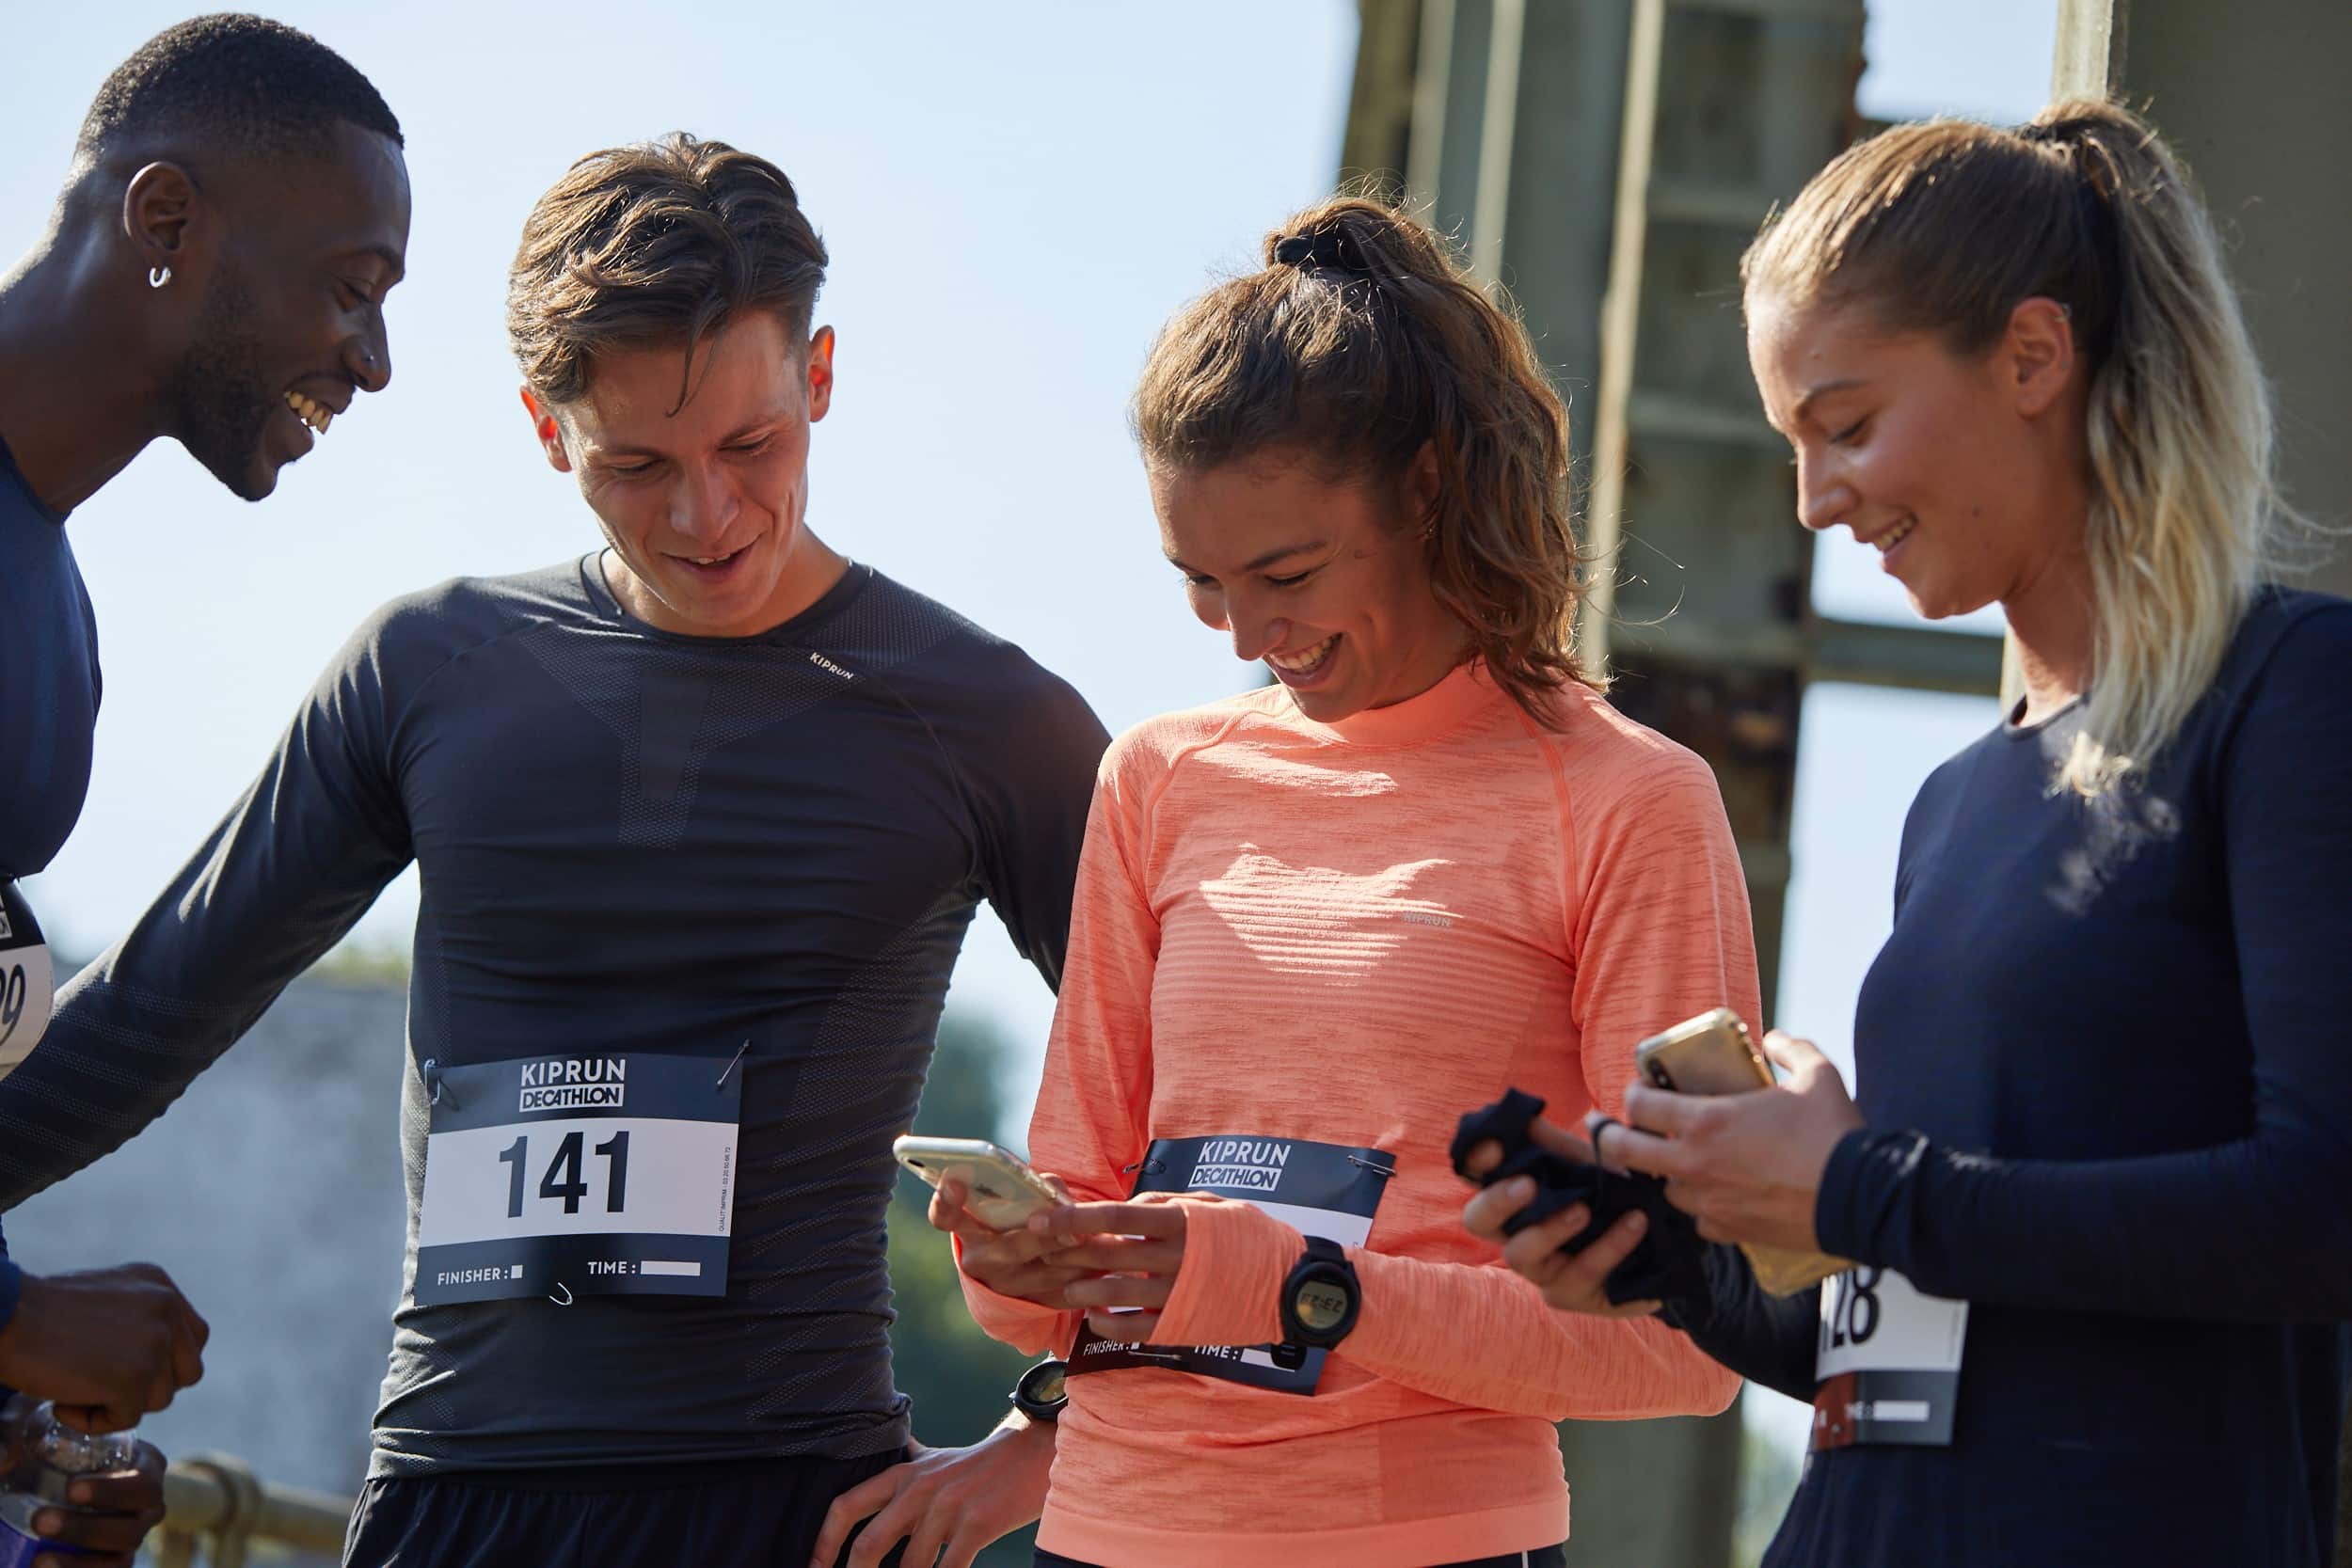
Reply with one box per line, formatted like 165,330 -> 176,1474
1450,1087 -> 1706,1306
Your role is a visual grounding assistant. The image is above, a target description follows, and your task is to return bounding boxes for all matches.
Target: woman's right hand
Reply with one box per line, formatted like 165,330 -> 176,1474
928,1176 -> 1092,1308
1460,1117 -> 1662,1319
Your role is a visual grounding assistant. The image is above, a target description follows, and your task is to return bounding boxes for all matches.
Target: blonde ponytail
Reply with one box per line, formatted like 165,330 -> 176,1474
1743,99 -> 2288,795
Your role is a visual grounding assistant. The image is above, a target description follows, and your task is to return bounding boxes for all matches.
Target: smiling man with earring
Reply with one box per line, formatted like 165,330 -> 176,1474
0,16 -> 408,1565
0,130 -> 1104,1567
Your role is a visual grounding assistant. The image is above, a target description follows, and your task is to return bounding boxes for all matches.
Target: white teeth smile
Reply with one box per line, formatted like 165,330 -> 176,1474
284,391 -> 333,435
689,549 -> 740,566
1874,516 -> 1916,553
1266,634 -> 1338,675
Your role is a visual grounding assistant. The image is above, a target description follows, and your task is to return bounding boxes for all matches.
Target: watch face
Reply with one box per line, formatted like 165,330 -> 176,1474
1294,1278 -> 1352,1334
1019,1360 -> 1067,1408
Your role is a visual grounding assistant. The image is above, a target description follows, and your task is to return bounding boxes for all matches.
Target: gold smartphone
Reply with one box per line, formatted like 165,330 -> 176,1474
1629,1008 -> 1850,1297
891,1136 -> 1062,1231
1636,1008 -> 1773,1096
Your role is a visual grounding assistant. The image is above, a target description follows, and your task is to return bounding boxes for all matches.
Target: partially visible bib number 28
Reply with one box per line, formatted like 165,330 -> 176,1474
1811,1264 -> 1968,1449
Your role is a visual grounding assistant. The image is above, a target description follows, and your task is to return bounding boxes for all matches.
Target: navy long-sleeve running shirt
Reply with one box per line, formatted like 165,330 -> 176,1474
0,554 -> 1107,1476
0,435 -> 100,882
0,432 -> 102,1329
1669,588 -> 2352,1567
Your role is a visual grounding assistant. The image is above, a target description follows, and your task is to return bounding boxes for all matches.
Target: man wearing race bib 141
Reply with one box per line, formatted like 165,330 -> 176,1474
0,16 -> 410,1561
0,132 -> 1107,1567
930,198 -> 1752,1568
1467,99 -> 2352,1567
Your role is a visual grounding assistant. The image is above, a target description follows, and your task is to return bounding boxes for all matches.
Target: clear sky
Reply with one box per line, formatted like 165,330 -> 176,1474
4,0 -> 2060,1429
7,0 -> 1363,1043
5,0 -> 2056,1055
2,0 -> 2061,1171
6,0 -> 2053,1453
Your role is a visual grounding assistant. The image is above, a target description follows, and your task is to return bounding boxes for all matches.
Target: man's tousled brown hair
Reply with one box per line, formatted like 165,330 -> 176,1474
1133,196 -> 1596,722
507,132 -> 827,409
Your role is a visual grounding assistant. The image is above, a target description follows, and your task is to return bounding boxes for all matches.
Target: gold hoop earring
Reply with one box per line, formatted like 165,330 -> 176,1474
148,265 -> 172,289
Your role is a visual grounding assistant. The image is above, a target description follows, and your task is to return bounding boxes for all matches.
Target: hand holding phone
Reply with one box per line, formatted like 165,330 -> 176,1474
1629,1009 -> 1850,1296
893,1136 -> 1064,1232
900,1136 -> 1095,1310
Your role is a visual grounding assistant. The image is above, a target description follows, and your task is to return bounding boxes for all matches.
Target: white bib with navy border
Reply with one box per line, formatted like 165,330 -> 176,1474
414,1050 -> 741,1306
1811,1264 -> 1969,1448
0,882 -> 55,1076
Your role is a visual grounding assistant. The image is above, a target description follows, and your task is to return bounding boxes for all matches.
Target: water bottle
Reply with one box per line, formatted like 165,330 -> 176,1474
0,1401 -> 141,1565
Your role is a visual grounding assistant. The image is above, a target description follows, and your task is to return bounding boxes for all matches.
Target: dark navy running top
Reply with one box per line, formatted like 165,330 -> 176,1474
1665,589 -> 2352,1567
0,555 -> 1106,1476
0,433 -> 100,879
0,431 -> 102,1328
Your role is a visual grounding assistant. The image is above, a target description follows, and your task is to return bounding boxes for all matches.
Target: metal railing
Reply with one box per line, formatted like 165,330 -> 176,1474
149,1453 -> 352,1568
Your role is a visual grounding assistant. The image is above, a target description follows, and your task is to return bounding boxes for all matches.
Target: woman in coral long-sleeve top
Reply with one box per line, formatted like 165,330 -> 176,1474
931,198 -> 1753,1568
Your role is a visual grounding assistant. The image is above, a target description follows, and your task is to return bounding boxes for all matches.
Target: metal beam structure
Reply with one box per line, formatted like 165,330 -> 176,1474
1337,3 -> 1996,1561
2058,12 -> 2352,1563
2090,2 -> 2351,596
1344,0 -> 2346,1560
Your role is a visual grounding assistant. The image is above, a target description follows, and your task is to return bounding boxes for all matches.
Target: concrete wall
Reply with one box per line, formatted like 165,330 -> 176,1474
2120,0 -> 2352,593
8,977 -> 412,1506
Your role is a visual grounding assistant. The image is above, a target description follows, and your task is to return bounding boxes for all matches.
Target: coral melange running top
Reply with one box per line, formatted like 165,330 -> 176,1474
961,661 -> 1756,1568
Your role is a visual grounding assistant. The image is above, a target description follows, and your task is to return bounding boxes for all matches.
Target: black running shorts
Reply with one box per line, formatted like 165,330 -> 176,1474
344,1449 -> 911,1567
1036,1546 -> 1566,1568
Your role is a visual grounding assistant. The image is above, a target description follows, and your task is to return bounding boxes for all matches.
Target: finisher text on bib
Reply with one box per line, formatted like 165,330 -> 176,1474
1066,1133 -> 1392,1396
1811,1264 -> 1968,1448
415,1051 -> 740,1305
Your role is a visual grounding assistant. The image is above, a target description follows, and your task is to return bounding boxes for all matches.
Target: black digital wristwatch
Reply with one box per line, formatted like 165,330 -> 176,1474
1277,1235 -> 1361,1353
1010,1357 -> 1068,1423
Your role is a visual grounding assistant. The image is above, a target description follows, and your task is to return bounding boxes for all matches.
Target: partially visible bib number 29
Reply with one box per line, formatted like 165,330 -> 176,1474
0,881 -> 55,1071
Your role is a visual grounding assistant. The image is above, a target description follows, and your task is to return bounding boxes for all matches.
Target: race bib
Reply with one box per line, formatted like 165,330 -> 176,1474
1065,1133 -> 1393,1396
0,882 -> 55,1075
414,1050 -> 741,1306
1811,1264 -> 1969,1448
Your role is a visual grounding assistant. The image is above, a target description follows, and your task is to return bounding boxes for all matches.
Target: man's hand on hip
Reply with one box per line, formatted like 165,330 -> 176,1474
810,1417 -> 1057,1568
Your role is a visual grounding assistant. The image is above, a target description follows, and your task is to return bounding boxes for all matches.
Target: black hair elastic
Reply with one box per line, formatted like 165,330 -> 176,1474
1272,228 -> 1364,277
2017,119 -> 2124,362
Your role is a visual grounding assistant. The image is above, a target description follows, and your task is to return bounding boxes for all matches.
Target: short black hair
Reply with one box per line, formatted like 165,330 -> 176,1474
76,13 -> 402,163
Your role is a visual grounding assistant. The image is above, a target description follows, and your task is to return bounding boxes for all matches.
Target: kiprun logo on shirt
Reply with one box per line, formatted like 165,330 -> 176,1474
1186,1138 -> 1293,1192
517,1055 -> 628,1113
